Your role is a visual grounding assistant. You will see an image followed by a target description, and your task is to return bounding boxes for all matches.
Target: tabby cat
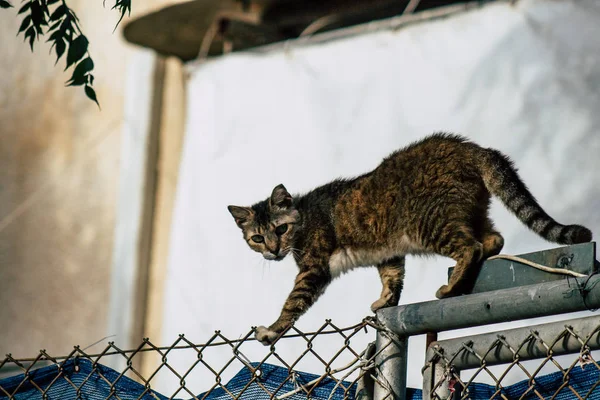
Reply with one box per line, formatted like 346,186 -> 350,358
228,134 -> 592,345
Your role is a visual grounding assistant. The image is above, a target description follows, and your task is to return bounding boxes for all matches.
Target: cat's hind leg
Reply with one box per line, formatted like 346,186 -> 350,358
431,221 -> 502,301
433,225 -> 484,299
482,218 -> 504,258
371,256 -> 405,312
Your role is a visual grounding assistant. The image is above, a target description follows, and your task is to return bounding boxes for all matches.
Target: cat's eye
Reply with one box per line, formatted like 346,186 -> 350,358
251,235 -> 264,243
275,224 -> 288,235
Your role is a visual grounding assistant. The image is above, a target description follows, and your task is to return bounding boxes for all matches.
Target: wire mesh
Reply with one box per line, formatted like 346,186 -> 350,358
0,318 -> 398,400
425,319 -> 600,400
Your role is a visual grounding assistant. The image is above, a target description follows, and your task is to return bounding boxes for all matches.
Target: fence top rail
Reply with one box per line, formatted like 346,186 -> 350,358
425,314 -> 600,371
377,274 -> 600,337
423,314 -> 600,400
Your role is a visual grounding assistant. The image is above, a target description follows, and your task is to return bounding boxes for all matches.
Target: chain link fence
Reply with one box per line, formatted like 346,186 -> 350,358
0,318 -> 408,400
4,315 -> 600,400
424,315 -> 600,400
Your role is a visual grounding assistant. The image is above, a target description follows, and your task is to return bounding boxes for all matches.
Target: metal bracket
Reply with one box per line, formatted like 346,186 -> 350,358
448,242 -> 597,294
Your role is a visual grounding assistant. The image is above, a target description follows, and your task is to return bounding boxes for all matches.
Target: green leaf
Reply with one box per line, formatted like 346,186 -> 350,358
67,73 -> 88,86
75,57 -> 94,75
47,0 -> 60,4
18,2 -> 31,14
67,57 -> 94,85
111,0 -> 131,30
54,38 -> 65,63
25,26 -> 35,51
30,1 -> 46,27
50,4 -> 65,21
85,85 -> 100,108
40,0 -> 50,16
46,30 -> 61,42
34,25 -> 44,37
69,7 -> 80,23
119,0 -> 132,17
18,15 -> 31,33
65,35 -> 88,70
0,0 -> 12,8
59,17 -> 71,33
48,19 -> 61,30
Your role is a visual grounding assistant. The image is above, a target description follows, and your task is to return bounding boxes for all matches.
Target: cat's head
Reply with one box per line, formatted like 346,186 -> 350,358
228,184 -> 301,261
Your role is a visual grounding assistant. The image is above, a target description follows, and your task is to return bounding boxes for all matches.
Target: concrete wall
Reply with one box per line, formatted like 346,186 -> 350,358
0,0 -> 182,358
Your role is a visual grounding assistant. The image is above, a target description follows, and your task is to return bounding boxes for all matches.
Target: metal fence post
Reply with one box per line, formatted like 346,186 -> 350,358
373,328 -> 407,400
422,349 -> 457,400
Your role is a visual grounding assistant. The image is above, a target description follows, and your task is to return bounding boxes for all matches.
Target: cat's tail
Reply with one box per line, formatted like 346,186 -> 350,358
480,148 -> 592,245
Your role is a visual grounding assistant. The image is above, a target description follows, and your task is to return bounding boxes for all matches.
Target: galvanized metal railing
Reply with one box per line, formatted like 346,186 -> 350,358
423,314 -> 600,399
372,242 -> 600,400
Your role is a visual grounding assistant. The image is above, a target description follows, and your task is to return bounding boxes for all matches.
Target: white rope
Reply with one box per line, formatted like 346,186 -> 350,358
486,254 -> 586,278
299,14 -> 342,38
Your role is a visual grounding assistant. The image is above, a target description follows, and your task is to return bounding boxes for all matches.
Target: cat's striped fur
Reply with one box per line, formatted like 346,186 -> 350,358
228,133 -> 592,345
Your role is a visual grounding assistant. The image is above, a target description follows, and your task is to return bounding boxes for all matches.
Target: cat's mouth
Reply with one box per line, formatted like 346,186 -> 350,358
263,253 -> 286,261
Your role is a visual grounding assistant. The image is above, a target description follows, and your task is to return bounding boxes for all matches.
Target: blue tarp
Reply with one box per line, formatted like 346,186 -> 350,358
0,358 -> 598,399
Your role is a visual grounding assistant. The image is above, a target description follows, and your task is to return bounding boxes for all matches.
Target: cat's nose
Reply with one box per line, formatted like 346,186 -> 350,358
266,243 -> 280,255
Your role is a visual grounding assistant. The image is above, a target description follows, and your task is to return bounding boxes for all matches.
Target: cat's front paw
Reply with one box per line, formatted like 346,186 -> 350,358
255,326 -> 279,346
370,295 -> 393,313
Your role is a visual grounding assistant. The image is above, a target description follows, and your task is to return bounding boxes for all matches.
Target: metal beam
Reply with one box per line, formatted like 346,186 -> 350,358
426,314 -> 600,371
377,275 -> 600,337
422,314 -> 600,400
373,330 -> 408,400
448,242 -> 596,294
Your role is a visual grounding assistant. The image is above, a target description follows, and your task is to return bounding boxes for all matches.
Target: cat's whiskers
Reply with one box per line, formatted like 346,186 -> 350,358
259,258 -> 268,279
252,258 -> 265,270
284,246 -> 305,259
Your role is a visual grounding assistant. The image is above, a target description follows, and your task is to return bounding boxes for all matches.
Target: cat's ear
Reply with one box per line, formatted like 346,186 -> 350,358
228,205 -> 253,228
270,184 -> 293,209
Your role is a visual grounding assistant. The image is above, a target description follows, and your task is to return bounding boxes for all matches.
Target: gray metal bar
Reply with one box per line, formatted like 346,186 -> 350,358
422,314 -> 600,400
373,330 -> 408,400
378,274 -> 600,337
449,242 -> 596,294
427,314 -> 600,370
356,342 -> 377,400
423,359 -> 451,400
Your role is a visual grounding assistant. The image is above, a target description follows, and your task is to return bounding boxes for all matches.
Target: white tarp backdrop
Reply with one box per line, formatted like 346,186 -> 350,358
158,0 -> 600,393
